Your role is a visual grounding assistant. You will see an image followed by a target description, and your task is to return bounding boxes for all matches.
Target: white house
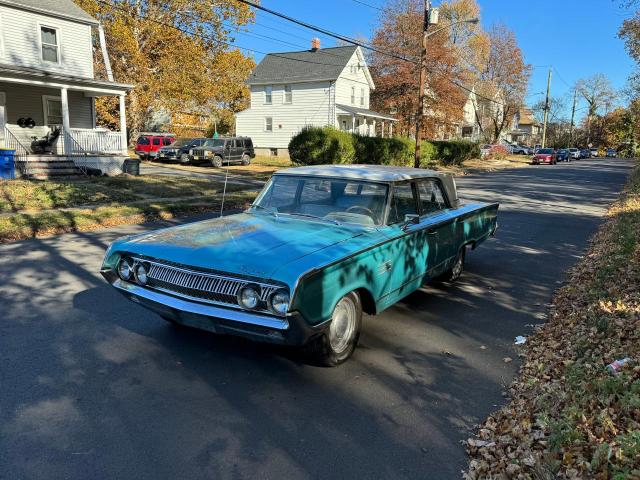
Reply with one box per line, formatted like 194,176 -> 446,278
0,0 -> 132,177
236,40 -> 396,157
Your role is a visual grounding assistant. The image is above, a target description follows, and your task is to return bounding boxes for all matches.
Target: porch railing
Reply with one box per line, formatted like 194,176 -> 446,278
67,128 -> 125,155
3,126 -> 31,177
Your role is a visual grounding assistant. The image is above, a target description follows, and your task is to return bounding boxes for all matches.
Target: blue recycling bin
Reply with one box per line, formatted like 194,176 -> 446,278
0,149 -> 16,180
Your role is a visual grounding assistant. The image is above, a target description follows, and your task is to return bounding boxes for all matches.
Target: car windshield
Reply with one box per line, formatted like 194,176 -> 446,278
538,148 -> 554,154
204,139 -> 225,147
558,149 -> 568,153
251,175 -> 389,226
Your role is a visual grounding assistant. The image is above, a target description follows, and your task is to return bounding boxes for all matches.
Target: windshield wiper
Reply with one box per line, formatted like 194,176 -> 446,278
249,204 -> 278,217
286,212 -> 341,225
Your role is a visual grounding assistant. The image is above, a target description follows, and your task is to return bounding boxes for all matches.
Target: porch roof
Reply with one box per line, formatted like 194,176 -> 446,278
0,63 -> 133,96
336,104 -> 397,121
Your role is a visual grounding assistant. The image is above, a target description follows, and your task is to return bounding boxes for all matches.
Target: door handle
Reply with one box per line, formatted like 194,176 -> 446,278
426,229 -> 437,236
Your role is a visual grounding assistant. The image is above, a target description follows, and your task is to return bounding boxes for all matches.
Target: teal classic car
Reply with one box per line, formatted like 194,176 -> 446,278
101,165 -> 498,365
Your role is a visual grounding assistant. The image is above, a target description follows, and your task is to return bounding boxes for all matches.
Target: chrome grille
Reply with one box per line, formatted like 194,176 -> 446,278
132,258 -> 279,312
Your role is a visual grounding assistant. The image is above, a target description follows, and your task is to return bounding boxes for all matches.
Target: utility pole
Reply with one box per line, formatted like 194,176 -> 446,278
569,89 -> 577,145
414,0 -> 432,168
541,68 -> 552,148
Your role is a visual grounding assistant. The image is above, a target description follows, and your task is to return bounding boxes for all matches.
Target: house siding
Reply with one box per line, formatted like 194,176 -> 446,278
0,5 -> 94,79
236,81 -> 333,149
335,51 -> 371,109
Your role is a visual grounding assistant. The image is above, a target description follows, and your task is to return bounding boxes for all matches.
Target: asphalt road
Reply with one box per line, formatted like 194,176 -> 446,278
0,158 -> 633,480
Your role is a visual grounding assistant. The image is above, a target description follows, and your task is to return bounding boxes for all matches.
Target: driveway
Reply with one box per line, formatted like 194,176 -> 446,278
0,158 -> 633,480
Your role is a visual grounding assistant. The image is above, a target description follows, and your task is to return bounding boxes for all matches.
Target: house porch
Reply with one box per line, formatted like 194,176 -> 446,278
0,65 -> 132,176
335,104 -> 396,137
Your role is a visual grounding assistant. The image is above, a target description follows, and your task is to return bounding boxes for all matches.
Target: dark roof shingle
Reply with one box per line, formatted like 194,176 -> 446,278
0,0 -> 98,24
248,46 -> 358,84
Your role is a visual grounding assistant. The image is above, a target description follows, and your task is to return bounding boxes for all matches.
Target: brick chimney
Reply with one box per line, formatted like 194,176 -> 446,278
311,38 -> 321,51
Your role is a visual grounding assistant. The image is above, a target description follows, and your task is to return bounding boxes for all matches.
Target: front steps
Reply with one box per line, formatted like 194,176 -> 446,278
17,156 -> 82,179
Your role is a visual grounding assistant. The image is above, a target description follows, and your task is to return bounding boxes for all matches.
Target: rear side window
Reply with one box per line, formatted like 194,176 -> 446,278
417,179 -> 447,215
137,137 -> 150,145
389,183 -> 418,224
152,138 -> 161,146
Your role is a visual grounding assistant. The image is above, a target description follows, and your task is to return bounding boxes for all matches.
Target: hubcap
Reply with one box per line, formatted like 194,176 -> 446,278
329,296 -> 357,354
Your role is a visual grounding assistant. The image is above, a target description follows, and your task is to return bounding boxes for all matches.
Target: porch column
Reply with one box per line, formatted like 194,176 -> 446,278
372,119 -> 376,138
119,94 -> 127,155
351,115 -> 355,134
60,87 -> 71,154
389,122 -> 393,137
381,121 -> 385,138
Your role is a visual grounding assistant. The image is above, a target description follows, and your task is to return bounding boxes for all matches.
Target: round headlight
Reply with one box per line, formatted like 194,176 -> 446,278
270,291 -> 290,315
135,263 -> 148,285
117,258 -> 132,280
238,285 -> 260,310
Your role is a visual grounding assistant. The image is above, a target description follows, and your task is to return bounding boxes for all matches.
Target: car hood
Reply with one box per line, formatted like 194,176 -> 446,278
107,213 -> 371,282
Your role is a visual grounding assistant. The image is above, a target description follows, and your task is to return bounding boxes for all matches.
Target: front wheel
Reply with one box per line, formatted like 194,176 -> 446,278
241,154 -> 251,166
305,291 -> 362,367
179,153 -> 190,164
211,155 -> 223,168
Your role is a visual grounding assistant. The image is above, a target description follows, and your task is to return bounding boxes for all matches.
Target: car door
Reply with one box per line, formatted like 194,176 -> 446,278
415,178 -> 456,279
379,181 -> 435,298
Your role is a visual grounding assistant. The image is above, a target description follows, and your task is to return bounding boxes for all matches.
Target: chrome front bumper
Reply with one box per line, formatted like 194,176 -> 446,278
102,270 -> 325,346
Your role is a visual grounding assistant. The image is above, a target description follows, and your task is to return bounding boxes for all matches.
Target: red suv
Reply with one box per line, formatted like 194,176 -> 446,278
135,133 -> 176,159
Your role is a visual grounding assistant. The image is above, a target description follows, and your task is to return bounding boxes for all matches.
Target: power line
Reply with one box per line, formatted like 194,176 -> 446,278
348,0 -> 384,11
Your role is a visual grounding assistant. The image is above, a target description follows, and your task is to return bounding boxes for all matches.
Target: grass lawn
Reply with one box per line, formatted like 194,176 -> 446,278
465,161 -> 640,479
0,175 -> 258,242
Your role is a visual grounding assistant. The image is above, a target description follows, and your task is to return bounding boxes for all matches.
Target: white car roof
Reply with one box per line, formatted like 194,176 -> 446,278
275,164 -> 450,182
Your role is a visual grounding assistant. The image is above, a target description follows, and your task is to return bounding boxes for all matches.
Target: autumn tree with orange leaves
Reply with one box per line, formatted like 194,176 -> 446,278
73,0 -> 255,141
369,0 -> 530,143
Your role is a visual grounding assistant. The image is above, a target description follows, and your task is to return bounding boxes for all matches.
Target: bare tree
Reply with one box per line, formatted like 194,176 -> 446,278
574,74 -> 617,144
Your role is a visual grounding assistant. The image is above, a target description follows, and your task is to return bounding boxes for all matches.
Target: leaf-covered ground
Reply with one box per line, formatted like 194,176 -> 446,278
465,161 -> 640,479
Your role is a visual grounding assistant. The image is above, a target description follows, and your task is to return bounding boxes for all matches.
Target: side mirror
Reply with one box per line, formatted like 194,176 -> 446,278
402,213 -> 420,230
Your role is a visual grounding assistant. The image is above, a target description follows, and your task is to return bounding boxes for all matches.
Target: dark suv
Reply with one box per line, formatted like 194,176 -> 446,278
191,137 -> 255,167
157,137 -> 208,163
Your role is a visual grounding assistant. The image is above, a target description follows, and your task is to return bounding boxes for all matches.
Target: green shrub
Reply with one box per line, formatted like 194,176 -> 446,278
288,126 -> 480,167
431,140 -> 480,165
288,126 -> 355,165
354,135 -> 414,166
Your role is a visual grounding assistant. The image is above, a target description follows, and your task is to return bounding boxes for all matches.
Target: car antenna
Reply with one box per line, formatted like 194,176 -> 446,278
220,160 -> 229,218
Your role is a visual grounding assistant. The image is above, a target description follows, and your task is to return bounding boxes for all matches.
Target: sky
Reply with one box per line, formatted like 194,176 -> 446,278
232,0 -> 638,119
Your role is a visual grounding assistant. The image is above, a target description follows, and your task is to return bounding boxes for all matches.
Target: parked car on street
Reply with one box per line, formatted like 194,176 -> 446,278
590,148 -> 599,158
556,149 -> 571,162
191,137 -> 255,167
579,148 -> 591,159
531,148 -> 557,165
568,148 -> 581,160
511,145 -> 531,155
101,165 -> 499,365
135,133 -> 176,160
606,148 -> 617,158
157,137 -> 208,163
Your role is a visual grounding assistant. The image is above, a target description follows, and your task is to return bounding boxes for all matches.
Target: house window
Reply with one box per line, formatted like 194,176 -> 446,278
40,26 -> 60,63
264,85 -> 272,104
42,95 -> 62,125
351,86 -> 355,104
360,88 -> 365,106
265,117 -> 273,132
283,85 -> 292,104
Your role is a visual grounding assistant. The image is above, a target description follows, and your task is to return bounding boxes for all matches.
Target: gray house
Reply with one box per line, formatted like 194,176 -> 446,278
0,0 -> 132,176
